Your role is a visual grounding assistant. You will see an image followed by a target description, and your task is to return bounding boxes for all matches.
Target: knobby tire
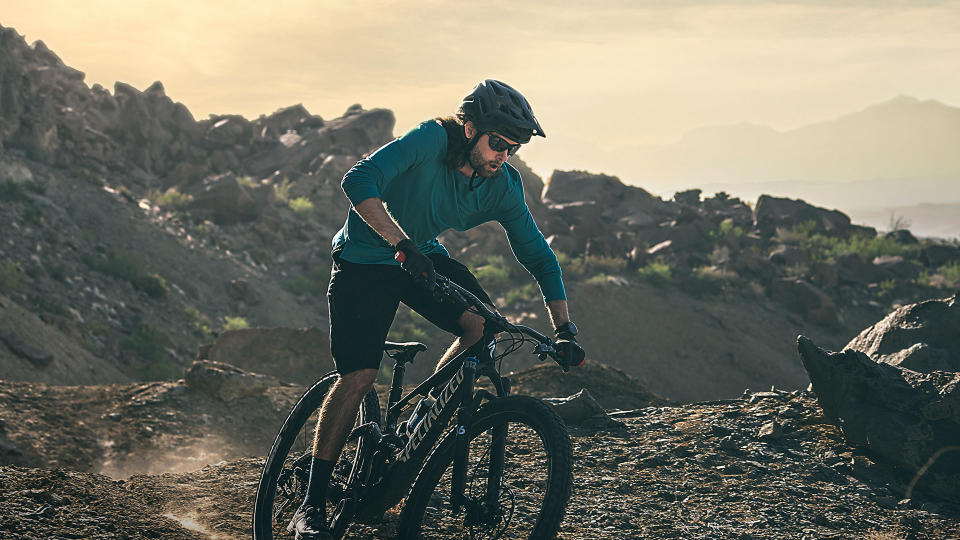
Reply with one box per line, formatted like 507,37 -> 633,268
252,372 -> 380,540
398,395 -> 572,539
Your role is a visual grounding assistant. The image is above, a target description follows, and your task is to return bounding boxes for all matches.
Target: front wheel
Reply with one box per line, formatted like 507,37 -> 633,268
398,395 -> 572,539
252,372 -> 380,540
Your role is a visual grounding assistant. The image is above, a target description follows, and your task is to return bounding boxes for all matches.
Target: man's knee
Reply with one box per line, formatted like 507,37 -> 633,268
337,368 -> 378,396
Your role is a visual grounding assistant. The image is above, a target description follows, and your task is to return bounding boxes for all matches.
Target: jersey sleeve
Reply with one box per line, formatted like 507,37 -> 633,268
341,120 -> 445,205
496,174 -> 567,302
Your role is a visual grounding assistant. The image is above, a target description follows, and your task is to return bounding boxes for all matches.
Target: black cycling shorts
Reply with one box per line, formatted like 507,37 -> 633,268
327,250 -> 493,375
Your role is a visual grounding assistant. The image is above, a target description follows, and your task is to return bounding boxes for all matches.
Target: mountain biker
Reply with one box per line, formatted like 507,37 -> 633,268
289,79 -> 586,539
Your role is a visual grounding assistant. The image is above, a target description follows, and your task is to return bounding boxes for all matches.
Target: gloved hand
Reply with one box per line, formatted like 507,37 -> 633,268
394,239 -> 436,290
555,333 -> 585,372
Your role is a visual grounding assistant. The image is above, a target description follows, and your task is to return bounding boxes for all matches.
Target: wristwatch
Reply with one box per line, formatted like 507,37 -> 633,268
554,321 -> 578,338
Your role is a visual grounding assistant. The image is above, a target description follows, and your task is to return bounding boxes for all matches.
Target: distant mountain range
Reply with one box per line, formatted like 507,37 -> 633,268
634,96 -> 960,188
621,96 -> 960,237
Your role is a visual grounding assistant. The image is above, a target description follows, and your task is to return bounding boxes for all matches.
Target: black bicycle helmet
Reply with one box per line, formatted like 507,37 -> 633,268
459,79 -> 545,144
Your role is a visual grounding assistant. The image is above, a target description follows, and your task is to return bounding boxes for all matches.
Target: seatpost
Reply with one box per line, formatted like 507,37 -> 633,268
386,351 -> 412,429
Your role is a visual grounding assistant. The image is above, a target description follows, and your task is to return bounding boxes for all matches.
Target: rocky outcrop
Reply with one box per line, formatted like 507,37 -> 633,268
184,360 -> 277,401
754,195 -> 859,236
797,335 -> 960,503
845,292 -> 960,372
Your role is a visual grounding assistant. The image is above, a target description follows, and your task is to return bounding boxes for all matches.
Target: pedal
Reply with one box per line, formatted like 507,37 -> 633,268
347,421 -> 382,442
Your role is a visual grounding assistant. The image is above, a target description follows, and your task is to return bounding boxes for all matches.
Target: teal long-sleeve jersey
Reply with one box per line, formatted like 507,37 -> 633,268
332,119 -> 566,302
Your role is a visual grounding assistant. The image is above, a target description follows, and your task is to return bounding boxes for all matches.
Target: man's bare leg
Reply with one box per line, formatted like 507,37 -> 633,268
434,310 -> 486,373
312,368 -> 378,460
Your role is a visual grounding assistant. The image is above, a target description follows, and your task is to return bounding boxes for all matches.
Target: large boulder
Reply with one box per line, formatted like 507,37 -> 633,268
184,360 -> 276,401
186,173 -> 274,224
796,335 -> 959,503
753,195 -> 853,237
845,292 -> 960,372
543,170 -> 629,205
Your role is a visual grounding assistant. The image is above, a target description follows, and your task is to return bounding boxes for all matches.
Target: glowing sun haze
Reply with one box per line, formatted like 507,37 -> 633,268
2,0 -> 959,190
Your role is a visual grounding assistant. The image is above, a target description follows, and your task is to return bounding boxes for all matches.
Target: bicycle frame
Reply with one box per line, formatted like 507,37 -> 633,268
343,275 -> 561,522
354,321 -> 510,518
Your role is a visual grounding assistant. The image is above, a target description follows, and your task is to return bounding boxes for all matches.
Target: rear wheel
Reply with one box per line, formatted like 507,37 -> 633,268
398,396 -> 572,539
252,372 -> 380,540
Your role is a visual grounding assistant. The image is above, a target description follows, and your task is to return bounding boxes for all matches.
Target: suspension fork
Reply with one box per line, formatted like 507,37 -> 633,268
450,355 -> 478,510
450,326 -> 503,512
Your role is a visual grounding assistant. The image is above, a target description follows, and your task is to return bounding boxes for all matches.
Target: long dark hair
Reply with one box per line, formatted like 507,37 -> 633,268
434,114 -> 472,170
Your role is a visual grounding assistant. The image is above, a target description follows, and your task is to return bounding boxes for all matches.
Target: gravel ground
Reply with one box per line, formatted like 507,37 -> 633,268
2,389 -> 958,539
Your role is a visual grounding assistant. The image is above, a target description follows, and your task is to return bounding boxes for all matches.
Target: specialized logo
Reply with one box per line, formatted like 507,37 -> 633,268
398,367 -> 465,463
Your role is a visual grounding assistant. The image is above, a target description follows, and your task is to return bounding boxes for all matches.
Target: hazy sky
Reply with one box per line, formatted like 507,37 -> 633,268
2,1 -> 959,189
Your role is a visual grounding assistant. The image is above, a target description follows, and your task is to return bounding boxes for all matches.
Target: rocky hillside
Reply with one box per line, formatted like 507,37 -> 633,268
2,22 -> 960,405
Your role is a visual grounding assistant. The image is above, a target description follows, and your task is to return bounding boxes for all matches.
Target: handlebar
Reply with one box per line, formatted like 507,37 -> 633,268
432,274 -> 575,372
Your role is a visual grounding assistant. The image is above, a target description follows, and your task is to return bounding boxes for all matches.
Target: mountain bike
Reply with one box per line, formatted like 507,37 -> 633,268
252,273 -> 575,539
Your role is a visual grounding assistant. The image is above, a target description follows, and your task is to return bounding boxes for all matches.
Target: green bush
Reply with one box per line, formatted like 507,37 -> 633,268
274,177 -> 294,202
685,265 -> 737,295
637,261 -> 672,283
503,282 -> 540,307
289,196 -> 315,214
564,254 -> 627,278
777,221 -> 906,262
223,316 -> 250,331
585,273 -> 610,286
155,189 -> 193,210
185,306 -> 213,338
940,261 -> 960,287
87,250 -> 168,299
122,323 -> 176,379
0,260 -> 27,292
474,255 -> 513,289
878,279 -> 897,297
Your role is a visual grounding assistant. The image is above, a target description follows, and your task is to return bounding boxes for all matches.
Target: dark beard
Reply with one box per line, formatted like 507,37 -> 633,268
468,144 -> 502,178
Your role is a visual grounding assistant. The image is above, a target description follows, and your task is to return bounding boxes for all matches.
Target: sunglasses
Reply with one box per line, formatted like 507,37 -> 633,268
486,133 -> 522,156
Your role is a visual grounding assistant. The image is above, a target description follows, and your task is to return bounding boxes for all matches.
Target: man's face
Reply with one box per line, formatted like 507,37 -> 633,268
468,132 -> 521,178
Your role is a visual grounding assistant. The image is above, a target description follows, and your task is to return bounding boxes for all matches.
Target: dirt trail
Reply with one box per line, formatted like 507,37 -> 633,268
2,365 -> 959,539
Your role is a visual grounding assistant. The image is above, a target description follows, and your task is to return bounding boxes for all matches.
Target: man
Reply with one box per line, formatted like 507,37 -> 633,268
289,79 -> 585,539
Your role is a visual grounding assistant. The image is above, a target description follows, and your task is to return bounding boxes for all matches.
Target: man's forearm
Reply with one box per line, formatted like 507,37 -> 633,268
545,299 -> 570,329
353,197 -> 408,247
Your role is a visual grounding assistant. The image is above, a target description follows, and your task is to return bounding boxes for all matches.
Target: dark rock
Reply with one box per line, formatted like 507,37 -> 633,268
225,278 -> 261,305
673,189 -> 702,206
255,104 -> 323,138
886,229 -> 918,245
753,195 -> 852,237
768,244 -> 811,268
835,253 -> 885,285
872,255 -> 919,280
204,115 -> 252,149
921,244 -> 960,268
0,329 -> 53,367
184,360 -> 276,401
796,335 -> 960,503
543,388 -> 613,426
845,292 -> 960,372
757,421 -> 783,440
767,279 -> 837,325
186,173 -> 266,224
